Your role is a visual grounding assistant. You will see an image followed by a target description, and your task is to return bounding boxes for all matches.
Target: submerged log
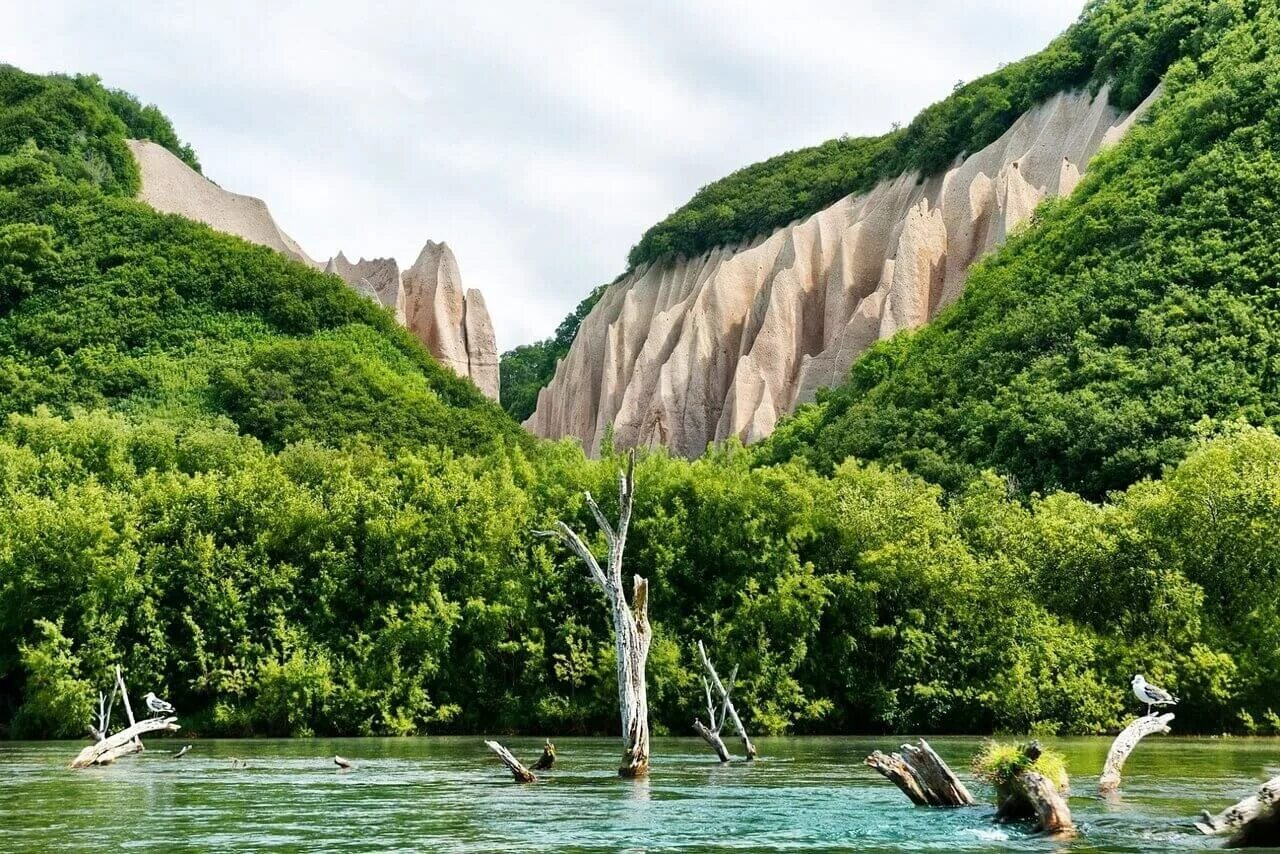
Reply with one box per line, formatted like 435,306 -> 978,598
334,755 -> 353,770
865,739 -> 975,807
694,719 -> 732,763
171,744 -> 192,759
485,740 -> 536,783
70,717 -> 180,768
1098,713 -> 1174,793
697,641 -> 756,760
1197,775 -> 1280,848
536,451 -> 651,778
532,740 -> 556,771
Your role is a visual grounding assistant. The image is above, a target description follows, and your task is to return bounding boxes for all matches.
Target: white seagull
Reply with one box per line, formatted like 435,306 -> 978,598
1132,674 -> 1178,716
143,691 -> 176,718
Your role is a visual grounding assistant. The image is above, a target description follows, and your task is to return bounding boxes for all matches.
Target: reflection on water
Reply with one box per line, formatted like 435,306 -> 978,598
0,735 -> 1276,851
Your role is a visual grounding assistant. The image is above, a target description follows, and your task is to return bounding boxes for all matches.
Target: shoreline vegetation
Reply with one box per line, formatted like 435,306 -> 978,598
4,0 -> 1280,750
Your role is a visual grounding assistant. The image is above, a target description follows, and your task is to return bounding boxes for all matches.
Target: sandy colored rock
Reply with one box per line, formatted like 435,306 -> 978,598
127,138 -> 501,400
126,139 -> 317,266
528,87 -> 1161,456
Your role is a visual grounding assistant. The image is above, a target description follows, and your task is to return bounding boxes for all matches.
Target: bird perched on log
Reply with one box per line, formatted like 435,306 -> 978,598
1132,674 -> 1178,717
143,691 -> 176,718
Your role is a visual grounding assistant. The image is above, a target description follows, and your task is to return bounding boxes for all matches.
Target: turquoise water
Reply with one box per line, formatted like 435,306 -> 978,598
1,735 -> 1276,850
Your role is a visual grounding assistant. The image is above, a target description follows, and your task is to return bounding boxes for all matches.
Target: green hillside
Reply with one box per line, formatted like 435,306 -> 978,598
760,0 -> 1280,499
0,65 -> 520,454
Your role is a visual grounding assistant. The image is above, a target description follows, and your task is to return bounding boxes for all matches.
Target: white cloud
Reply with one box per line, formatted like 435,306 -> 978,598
0,0 -> 1086,349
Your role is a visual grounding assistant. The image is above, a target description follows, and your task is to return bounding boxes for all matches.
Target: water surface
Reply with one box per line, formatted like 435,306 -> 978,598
2,735 -> 1277,850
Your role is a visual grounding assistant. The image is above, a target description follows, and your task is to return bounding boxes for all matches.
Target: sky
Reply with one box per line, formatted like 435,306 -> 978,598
1,0 -> 1086,350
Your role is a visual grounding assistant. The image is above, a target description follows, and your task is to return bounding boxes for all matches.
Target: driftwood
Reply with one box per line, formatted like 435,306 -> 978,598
171,744 -> 192,759
1098,713 -> 1174,793
532,740 -> 556,771
70,716 -> 179,768
485,740 -> 536,783
697,641 -> 756,760
70,666 -> 178,769
991,743 -> 1075,837
536,451 -> 651,777
334,755 -> 353,770
865,739 -> 975,807
1197,775 -> 1280,848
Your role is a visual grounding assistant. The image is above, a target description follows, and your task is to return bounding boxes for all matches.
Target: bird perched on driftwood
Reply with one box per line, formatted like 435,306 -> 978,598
143,691 -> 176,718
1132,674 -> 1178,716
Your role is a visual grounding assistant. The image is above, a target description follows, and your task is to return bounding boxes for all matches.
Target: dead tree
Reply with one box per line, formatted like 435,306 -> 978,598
70,666 -> 179,769
485,740 -> 536,783
536,451 -> 651,777
1197,775 -> 1280,848
1098,712 -> 1174,793
865,739 -> 975,807
697,641 -> 756,760
692,664 -> 734,762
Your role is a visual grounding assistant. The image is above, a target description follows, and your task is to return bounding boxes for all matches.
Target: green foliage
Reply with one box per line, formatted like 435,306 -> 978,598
92,78 -> 201,172
11,619 -> 93,739
626,0 -> 1234,269
762,0 -> 1280,499
971,741 -> 1069,792
0,222 -> 56,312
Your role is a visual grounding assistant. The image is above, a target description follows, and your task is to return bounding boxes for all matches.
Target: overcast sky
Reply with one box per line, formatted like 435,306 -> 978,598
1,1 -> 1085,349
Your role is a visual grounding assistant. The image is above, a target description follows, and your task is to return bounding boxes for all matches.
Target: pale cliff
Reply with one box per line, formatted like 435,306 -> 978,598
126,139 -> 499,400
527,86 -> 1164,456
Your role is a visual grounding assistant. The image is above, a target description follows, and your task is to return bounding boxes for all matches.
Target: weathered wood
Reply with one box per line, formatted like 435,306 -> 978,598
904,739 -> 975,806
485,740 -> 536,783
1098,713 -> 1174,793
1197,775 -> 1280,848
865,750 -> 931,806
693,667 -> 733,762
1014,771 -> 1076,836
171,744 -> 192,759
334,755 -> 353,770
115,666 -> 140,747
865,739 -> 974,807
532,740 -> 556,771
694,719 -> 732,763
536,450 -> 650,778
69,716 -> 180,768
697,641 -> 756,760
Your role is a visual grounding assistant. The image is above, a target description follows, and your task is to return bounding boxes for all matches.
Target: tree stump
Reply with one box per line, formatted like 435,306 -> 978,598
532,740 -> 556,771
988,742 -> 1075,837
1098,713 -> 1174,793
485,740 -> 536,783
865,739 -> 975,807
1197,775 -> 1280,848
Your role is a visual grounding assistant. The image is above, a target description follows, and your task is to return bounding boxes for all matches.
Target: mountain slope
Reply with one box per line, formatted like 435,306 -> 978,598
760,0 -> 1280,498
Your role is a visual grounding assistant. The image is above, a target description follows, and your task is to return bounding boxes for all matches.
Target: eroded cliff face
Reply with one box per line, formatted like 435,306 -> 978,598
127,139 -> 499,400
527,86 -> 1163,456
324,243 -> 500,400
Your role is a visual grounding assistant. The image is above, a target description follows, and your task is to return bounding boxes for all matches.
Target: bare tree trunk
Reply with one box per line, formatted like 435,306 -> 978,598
697,641 -> 756,760
485,740 -> 536,783
537,451 -> 650,778
1098,713 -> 1174,793
1197,775 -> 1280,848
865,739 -> 975,807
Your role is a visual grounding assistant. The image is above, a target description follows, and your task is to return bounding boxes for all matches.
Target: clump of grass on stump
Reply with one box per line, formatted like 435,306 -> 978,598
972,740 -> 1068,803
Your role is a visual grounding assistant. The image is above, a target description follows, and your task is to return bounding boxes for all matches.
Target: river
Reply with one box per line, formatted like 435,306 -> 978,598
2,735 -> 1277,850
